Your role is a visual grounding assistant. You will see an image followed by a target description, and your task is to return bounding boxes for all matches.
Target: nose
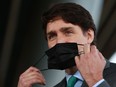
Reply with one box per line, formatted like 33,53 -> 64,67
56,34 -> 67,44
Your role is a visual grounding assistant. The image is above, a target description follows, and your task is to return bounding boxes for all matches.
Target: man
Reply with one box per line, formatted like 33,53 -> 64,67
17,3 -> 116,87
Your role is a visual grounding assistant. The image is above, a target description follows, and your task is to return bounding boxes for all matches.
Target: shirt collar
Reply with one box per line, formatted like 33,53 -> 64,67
65,71 -> 84,82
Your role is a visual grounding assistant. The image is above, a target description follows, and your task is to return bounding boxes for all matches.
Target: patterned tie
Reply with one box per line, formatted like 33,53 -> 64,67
67,76 -> 78,87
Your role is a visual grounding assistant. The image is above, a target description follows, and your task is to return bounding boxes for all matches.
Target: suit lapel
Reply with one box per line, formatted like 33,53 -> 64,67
54,77 -> 66,87
103,60 -> 110,77
81,80 -> 88,87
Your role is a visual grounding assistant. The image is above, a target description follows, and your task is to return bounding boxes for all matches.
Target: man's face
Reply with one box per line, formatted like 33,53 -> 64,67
46,19 -> 93,50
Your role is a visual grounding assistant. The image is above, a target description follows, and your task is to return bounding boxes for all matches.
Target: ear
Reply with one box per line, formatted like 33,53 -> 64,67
86,29 -> 94,44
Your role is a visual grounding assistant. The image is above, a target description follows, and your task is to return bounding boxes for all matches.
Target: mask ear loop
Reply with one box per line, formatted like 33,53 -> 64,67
32,54 -> 46,67
32,54 -> 50,71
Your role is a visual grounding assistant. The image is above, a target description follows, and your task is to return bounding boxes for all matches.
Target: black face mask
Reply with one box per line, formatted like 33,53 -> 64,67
45,43 -> 83,70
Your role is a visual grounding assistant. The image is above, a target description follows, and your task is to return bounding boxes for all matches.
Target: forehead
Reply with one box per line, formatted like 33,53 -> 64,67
46,19 -> 76,33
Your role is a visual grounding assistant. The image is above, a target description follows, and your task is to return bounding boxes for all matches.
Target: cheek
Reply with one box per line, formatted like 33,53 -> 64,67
78,35 -> 88,43
76,38 -> 87,44
48,43 -> 52,48
48,42 -> 56,48
67,36 -> 87,44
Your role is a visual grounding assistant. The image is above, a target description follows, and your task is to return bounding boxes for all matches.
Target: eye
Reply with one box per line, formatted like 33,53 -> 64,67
47,33 -> 57,41
64,30 -> 74,36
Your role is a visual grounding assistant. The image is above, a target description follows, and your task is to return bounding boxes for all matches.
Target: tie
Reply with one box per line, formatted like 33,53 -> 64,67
67,76 -> 78,87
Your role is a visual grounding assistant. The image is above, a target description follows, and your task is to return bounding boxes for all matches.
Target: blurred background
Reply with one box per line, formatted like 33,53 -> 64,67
0,0 -> 116,87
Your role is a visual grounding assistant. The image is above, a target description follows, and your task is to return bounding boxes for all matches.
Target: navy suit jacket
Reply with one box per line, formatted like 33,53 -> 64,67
54,61 -> 116,87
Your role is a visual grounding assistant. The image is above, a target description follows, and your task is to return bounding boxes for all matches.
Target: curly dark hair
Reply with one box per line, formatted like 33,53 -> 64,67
41,2 -> 96,45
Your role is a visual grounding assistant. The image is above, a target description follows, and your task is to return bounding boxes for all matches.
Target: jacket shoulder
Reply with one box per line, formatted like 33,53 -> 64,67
54,77 -> 66,87
104,62 -> 116,76
104,62 -> 116,87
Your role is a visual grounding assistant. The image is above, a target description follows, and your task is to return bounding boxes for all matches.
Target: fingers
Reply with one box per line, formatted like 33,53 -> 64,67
98,52 -> 106,65
75,45 -> 103,67
22,67 -> 42,78
90,45 -> 105,60
75,45 -> 106,86
83,43 -> 90,54
78,43 -> 90,57
98,52 -> 105,60
23,66 -> 40,74
75,44 -> 89,65
90,45 -> 97,54
21,66 -> 45,84
21,71 -> 45,84
18,66 -> 46,87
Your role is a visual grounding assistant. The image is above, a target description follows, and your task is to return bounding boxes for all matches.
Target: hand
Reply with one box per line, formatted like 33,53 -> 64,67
75,45 -> 106,87
17,66 -> 46,87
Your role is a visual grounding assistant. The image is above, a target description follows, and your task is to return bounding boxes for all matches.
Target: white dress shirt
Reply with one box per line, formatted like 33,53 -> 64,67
66,71 -> 104,87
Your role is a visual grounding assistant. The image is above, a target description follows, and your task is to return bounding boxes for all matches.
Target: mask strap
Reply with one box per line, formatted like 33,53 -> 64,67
32,54 -> 53,71
77,43 -> 84,46
32,54 -> 46,67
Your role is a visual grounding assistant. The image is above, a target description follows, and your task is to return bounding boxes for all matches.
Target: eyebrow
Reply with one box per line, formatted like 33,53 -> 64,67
47,31 -> 56,37
60,27 -> 74,32
47,27 -> 74,36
